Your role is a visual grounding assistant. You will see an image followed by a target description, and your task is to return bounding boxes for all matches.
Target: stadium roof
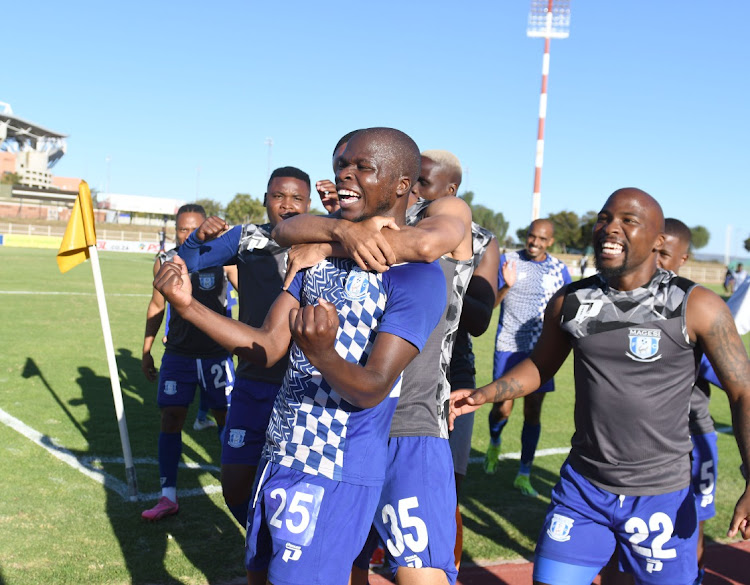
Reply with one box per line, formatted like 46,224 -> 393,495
0,102 -> 68,167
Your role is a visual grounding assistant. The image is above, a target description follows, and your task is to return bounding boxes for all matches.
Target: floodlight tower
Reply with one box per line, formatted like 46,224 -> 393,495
527,0 -> 571,221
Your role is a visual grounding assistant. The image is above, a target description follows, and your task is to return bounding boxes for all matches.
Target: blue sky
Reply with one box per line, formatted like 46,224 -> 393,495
4,1 -> 748,258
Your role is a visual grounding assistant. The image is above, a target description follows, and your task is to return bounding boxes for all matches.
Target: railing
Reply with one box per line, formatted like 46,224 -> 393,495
0,222 -> 160,243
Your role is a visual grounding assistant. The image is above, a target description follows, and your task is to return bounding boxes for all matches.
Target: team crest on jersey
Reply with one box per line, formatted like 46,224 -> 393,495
344,267 -> 370,301
626,328 -> 662,362
547,513 -> 575,542
163,381 -> 177,395
227,428 -> 246,448
198,272 -> 216,290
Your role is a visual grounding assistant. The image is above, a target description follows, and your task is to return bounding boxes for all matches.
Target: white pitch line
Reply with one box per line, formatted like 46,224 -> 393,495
0,406 -> 221,502
468,446 -> 571,465
468,427 -> 735,465
0,291 -> 150,297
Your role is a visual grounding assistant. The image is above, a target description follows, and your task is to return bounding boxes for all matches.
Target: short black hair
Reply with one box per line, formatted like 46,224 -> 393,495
664,217 -> 692,244
267,166 -> 311,191
177,203 -> 206,219
333,129 -> 363,158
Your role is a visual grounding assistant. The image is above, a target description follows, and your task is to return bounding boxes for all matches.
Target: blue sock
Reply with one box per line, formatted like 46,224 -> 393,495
158,431 -> 182,489
519,422 -> 541,475
489,414 -> 508,446
227,497 -> 251,529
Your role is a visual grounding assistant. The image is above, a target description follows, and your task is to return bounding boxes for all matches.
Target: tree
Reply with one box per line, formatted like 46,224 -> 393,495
458,191 -> 509,242
516,225 -> 530,244
194,198 -> 224,217
546,210 -> 580,253
0,172 -> 20,185
225,193 -> 265,225
578,211 -> 598,251
745,235 -> 750,253
690,225 -> 710,250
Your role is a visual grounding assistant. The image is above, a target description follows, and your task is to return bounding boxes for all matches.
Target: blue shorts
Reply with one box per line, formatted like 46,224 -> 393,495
245,460 -> 380,585
691,431 -> 718,522
361,436 -> 457,584
534,461 -> 698,585
222,378 -> 280,466
493,350 -> 554,393
157,353 -> 234,409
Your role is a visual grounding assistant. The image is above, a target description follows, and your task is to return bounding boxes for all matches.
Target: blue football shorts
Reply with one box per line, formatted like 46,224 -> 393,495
494,350 -> 554,393
157,352 -> 234,410
245,460 -> 381,585
361,436 -> 458,584
534,461 -> 698,585
221,378 -> 280,466
691,431 -> 718,522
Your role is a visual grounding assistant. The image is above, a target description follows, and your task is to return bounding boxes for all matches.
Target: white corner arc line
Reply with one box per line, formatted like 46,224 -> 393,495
0,406 -> 220,502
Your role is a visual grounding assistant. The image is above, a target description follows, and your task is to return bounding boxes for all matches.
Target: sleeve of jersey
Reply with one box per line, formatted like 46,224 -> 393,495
698,354 -> 722,389
497,253 -> 508,289
285,271 -> 305,303
379,262 -> 447,352
178,226 -> 242,272
561,263 -> 573,285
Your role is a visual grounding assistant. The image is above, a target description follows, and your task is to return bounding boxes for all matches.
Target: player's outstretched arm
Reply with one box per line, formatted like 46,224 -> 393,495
450,291 -> 571,425
688,286 -> 750,539
459,235 -> 499,336
154,255 -> 294,367
142,257 -> 167,381
178,218 -> 240,272
291,299 -> 419,409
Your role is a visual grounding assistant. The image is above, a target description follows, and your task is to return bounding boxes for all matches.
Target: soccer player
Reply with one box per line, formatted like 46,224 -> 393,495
177,166 -> 311,528
451,188 -> 750,584
483,219 -> 571,497
141,203 -> 237,521
274,147 -> 476,584
155,127 -> 447,585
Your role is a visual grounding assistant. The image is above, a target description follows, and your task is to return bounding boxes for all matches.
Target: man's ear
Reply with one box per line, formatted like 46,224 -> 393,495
653,233 -> 666,252
447,183 -> 458,197
396,176 -> 411,197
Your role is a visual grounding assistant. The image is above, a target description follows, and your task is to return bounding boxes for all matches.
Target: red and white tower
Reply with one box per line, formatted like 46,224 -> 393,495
527,0 -> 571,221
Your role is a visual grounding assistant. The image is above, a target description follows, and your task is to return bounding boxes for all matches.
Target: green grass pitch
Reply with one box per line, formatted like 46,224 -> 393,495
0,246 -> 746,584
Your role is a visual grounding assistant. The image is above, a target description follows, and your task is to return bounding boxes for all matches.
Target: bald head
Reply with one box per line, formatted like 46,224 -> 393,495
593,187 -> 666,288
352,127 -> 421,185
525,218 -> 555,261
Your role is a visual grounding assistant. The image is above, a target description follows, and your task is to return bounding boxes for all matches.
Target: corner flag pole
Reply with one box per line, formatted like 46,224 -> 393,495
57,181 -> 138,500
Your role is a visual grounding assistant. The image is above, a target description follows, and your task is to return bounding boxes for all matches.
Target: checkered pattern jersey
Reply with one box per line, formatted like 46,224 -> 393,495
495,250 -> 570,353
262,257 -> 445,484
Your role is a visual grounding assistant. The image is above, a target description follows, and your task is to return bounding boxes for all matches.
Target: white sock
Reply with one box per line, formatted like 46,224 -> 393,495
162,487 -> 177,502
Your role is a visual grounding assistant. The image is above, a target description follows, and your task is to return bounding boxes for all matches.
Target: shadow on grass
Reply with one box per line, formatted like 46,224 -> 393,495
24,354 -> 245,584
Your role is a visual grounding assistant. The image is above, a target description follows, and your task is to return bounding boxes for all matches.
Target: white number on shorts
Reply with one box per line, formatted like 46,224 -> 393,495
211,361 -> 227,388
624,512 -> 677,560
382,496 -> 429,558
268,488 -> 315,535
269,488 -> 287,529
699,460 -> 715,495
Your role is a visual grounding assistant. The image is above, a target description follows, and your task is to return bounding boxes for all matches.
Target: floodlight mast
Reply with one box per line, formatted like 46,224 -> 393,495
527,0 -> 570,221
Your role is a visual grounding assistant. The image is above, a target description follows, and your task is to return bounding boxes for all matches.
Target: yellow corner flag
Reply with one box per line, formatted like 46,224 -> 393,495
57,180 -> 97,273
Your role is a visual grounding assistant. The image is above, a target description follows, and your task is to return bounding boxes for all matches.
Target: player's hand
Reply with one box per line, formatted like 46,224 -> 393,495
335,217 -> 399,272
142,352 -> 157,382
283,243 -> 331,290
502,260 -> 518,288
448,388 -> 487,431
727,485 -> 750,539
154,255 -> 193,313
289,298 -> 338,362
316,180 -> 339,214
196,216 -> 229,242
